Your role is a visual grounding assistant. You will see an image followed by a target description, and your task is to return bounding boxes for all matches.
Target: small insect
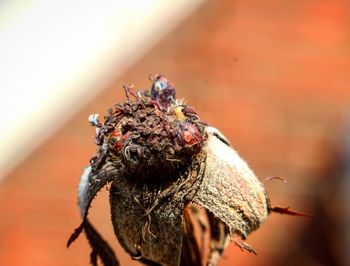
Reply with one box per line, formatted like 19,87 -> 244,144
67,75 -> 305,266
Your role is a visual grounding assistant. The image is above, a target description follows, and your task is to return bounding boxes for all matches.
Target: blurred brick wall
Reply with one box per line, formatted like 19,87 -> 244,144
1,0 -> 350,265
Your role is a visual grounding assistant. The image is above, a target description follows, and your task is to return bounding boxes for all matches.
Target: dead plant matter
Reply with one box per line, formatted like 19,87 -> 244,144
67,75 -> 307,266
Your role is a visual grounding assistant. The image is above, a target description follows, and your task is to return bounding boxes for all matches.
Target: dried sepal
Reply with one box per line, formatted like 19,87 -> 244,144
270,206 -> 311,217
206,211 -> 230,265
67,163 -> 125,265
109,180 -> 184,266
189,126 -> 270,240
78,162 -> 125,219
181,204 -> 206,266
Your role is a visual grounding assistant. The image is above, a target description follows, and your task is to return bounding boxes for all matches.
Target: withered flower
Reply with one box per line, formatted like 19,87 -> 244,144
67,75 -> 303,266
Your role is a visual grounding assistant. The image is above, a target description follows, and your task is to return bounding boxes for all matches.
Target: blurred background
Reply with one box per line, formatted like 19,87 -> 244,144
0,0 -> 349,265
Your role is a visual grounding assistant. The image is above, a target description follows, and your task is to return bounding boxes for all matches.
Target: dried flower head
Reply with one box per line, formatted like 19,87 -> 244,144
67,75 -> 305,266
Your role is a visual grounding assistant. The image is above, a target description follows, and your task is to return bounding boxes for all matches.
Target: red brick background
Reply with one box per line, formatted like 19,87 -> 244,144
1,0 -> 350,265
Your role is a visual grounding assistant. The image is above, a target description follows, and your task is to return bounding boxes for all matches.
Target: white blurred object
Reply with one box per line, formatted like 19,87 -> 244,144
0,0 -> 205,181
